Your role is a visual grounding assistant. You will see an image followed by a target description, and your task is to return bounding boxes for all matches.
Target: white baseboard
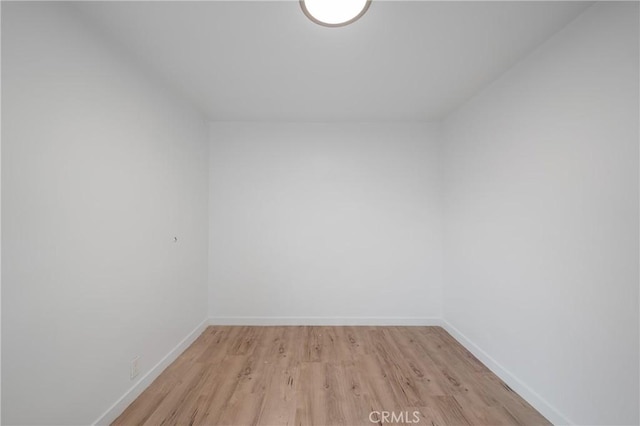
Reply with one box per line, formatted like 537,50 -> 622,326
441,320 -> 572,426
209,316 -> 443,326
92,319 -> 208,425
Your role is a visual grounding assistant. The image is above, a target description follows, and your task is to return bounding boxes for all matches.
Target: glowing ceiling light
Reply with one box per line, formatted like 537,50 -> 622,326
300,0 -> 371,27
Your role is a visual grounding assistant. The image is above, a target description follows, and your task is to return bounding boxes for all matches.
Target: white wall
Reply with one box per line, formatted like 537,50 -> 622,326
1,3 -> 209,425
0,3 -> 4,423
442,2 -> 639,425
209,123 -> 442,324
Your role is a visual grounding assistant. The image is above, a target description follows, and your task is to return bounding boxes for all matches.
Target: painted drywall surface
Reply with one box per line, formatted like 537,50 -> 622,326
209,123 -> 443,321
442,2 -> 639,424
0,3 -> 3,423
73,1 -> 591,122
1,3 -> 209,424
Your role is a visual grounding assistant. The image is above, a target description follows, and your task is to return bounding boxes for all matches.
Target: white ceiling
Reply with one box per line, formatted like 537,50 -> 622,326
75,1 -> 592,121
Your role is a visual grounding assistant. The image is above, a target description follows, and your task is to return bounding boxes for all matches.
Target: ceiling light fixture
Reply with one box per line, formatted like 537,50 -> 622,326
300,0 -> 371,27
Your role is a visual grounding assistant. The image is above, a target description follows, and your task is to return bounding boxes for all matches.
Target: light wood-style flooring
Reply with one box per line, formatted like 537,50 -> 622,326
113,326 -> 550,425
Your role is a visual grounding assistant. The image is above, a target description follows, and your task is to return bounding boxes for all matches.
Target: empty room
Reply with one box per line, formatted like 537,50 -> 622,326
1,0 -> 638,425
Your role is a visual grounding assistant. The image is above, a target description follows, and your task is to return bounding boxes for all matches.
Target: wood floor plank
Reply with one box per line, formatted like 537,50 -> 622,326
254,354 -> 298,425
140,362 -> 207,426
112,326 -> 551,426
188,355 -> 248,425
428,395 -> 472,425
295,361 -> 329,426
